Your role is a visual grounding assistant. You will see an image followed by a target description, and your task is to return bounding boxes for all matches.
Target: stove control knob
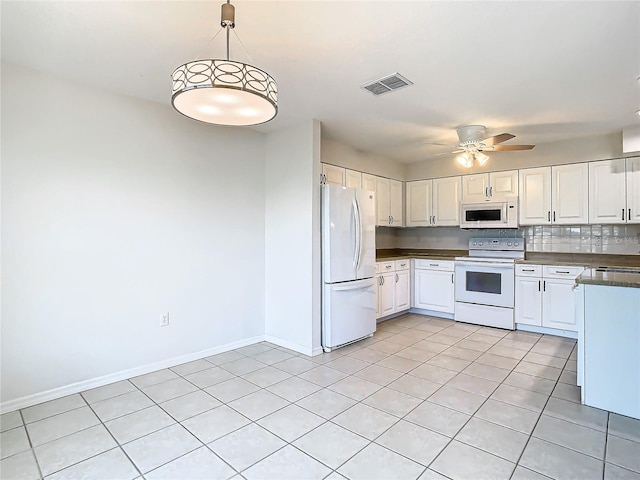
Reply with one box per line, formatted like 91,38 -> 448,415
478,242 -> 483,246
514,242 -> 519,246
472,241 -> 477,246
507,242 -> 512,246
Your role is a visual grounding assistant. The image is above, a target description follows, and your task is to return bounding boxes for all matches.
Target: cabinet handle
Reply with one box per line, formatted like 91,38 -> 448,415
623,209 -> 625,221
381,276 -> 384,285
395,273 -> 399,283
451,273 -> 454,283
543,280 -> 546,291
522,268 -> 534,272
391,215 -> 394,224
553,211 -> 556,222
432,215 -> 436,224
548,211 -> 551,222
430,264 -> 439,267
538,280 -> 541,291
489,186 -> 493,197
386,265 -> 392,269
629,209 -> 632,220
555,270 -> 571,274
485,187 -> 489,197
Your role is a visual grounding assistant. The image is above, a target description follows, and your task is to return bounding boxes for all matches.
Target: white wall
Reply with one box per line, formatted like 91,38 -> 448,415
264,120 -> 322,356
321,138 -> 405,180
1,64 -> 266,409
404,133 -> 623,180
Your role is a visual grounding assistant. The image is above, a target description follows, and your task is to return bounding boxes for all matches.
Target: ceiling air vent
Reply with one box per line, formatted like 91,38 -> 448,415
361,73 -> 413,96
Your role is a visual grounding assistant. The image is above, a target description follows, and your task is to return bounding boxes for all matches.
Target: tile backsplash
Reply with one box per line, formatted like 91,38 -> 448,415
384,225 -> 640,255
522,225 -> 640,255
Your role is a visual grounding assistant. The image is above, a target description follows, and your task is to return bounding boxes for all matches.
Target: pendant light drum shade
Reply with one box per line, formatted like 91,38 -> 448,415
172,59 -> 278,126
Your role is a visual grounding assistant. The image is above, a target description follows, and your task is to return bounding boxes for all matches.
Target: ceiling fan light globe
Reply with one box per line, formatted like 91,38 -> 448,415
456,153 -> 473,168
475,152 -> 490,166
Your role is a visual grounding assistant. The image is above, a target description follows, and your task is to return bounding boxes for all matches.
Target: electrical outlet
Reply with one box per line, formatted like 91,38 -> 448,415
161,312 -> 170,327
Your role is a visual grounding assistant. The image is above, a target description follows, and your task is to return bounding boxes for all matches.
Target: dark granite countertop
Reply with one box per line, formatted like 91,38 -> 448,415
576,269 -> 640,288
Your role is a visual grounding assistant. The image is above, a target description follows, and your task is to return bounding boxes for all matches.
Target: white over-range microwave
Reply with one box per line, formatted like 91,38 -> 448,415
460,197 -> 519,229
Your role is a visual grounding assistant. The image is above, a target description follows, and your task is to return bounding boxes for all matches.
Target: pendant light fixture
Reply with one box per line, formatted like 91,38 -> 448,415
171,1 -> 278,126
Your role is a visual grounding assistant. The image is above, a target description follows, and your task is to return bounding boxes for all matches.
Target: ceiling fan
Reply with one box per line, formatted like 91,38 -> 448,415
446,125 -> 535,168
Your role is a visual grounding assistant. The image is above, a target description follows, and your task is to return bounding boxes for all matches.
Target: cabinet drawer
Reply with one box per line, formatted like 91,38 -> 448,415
516,264 -> 542,277
395,259 -> 410,271
377,261 -> 395,273
414,259 -> 454,272
543,265 -> 585,279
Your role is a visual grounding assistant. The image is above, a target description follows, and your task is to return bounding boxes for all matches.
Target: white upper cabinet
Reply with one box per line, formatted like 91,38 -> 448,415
432,176 -> 461,226
406,180 -> 432,227
406,177 -> 460,227
491,170 -> 519,198
552,163 -> 589,224
462,170 -> 518,202
374,176 -> 403,226
389,179 -> 403,226
322,163 -> 345,185
345,169 -> 362,189
362,173 -> 377,192
627,157 -> 640,223
589,159 -> 627,224
375,177 -> 390,226
462,174 -> 490,202
520,164 -> 588,225
519,167 -> 552,225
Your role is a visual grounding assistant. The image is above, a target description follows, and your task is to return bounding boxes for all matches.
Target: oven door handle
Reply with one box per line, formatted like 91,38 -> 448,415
455,261 -> 514,270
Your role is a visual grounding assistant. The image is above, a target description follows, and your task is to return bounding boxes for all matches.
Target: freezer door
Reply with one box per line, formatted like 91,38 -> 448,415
322,278 -> 376,349
355,189 -> 376,280
322,184 -> 358,283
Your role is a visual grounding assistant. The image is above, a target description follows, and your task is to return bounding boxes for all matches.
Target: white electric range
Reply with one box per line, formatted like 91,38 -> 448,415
454,237 -> 525,330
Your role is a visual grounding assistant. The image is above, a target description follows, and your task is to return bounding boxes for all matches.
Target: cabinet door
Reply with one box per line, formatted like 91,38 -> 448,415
394,270 -> 410,312
589,159 -> 626,224
378,272 -> 396,317
552,163 -> 589,224
519,167 -> 552,225
515,277 -> 542,326
322,164 -> 345,185
433,176 -> 461,226
542,279 -> 578,331
414,269 -> 454,313
627,157 -> 640,223
375,275 -> 381,318
490,170 -> 519,198
375,177 -> 391,226
362,173 -> 377,192
389,179 -> 403,226
345,169 -> 362,189
462,174 -> 490,202
406,180 -> 432,227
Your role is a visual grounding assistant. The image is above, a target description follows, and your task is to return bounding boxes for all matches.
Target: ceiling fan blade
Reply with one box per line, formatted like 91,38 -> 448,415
482,133 -> 515,146
429,149 -> 463,157
490,144 -> 535,151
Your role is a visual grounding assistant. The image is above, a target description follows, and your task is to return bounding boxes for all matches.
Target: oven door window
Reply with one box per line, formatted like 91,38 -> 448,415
465,208 -> 502,222
466,271 -> 502,295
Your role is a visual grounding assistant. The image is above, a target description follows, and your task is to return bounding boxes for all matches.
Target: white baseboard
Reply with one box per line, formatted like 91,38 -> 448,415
0,335 -> 265,415
515,323 -> 578,339
408,308 -> 454,319
263,335 -> 319,357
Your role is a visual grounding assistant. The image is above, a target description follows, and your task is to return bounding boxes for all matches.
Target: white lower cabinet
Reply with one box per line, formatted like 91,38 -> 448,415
376,260 -> 411,319
515,264 -> 585,335
412,259 -> 454,314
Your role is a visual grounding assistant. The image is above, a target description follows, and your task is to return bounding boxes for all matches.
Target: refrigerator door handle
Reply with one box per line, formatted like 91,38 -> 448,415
332,282 -> 373,292
352,197 -> 360,272
356,199 -> 364,273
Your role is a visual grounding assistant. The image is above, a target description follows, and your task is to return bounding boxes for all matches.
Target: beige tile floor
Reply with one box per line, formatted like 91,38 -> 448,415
2,313 -> 639,480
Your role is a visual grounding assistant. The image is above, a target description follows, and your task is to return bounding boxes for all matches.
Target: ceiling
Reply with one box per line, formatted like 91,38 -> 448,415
2,1 -> 639,164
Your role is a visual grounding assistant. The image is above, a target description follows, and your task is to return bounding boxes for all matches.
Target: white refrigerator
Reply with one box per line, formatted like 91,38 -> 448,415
322,184 -> 376,351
